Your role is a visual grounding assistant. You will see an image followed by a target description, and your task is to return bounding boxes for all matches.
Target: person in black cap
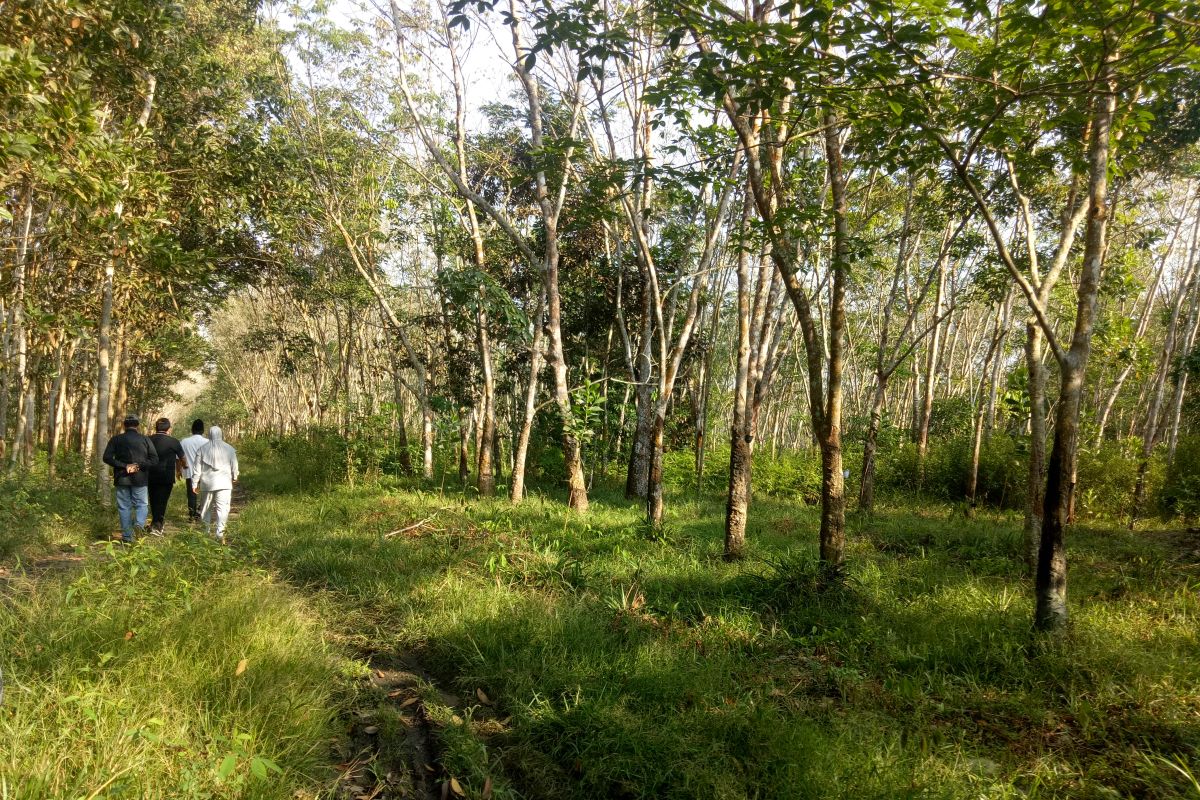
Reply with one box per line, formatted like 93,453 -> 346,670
147,417 -> 186,534
101,414 -> 159,543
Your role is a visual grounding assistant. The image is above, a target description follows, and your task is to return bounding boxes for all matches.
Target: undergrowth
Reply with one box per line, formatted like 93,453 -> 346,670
0,531 -> 348,798
235,454 -> 1200,799
3,444 -> 1198,799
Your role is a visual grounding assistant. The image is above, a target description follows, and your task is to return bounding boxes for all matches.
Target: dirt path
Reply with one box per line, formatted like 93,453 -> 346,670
335,654 -> 448,800
2,485 -> 477,800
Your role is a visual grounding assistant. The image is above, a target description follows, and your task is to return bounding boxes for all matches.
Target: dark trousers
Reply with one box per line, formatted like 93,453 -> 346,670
187,478 -> 200,520
148,482 -> 174,529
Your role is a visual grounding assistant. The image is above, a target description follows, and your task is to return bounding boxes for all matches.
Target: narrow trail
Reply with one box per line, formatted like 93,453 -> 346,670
2,483 -> 474,800
337,655 -> 447,800
230,487 -> 473,800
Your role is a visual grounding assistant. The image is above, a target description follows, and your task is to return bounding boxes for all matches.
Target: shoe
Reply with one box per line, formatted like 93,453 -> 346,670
148,526 -> 164,537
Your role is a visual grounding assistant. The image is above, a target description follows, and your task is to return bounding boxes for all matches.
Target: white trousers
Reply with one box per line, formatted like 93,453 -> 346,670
199,488 -> 231,539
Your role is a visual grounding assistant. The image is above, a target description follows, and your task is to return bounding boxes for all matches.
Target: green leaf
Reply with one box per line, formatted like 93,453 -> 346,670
217,753 -> 238,780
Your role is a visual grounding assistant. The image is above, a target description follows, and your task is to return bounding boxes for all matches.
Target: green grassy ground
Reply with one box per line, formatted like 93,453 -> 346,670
2,451 -> 1198,798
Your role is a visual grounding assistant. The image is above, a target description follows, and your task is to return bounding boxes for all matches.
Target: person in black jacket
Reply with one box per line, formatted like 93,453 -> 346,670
102,414 -> 159,543
147,417 -> 186,535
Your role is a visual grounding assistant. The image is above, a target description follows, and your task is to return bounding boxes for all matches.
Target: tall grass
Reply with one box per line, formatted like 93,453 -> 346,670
235,451 -> 1200,799
4,441 -> 1197,798
0,532 -> 348,799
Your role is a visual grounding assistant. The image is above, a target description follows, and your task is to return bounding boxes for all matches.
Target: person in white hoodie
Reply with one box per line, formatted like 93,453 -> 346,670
193,426 -> 239,543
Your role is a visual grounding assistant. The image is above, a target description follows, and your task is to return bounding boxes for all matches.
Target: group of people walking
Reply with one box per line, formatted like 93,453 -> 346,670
101,415 -> 239,544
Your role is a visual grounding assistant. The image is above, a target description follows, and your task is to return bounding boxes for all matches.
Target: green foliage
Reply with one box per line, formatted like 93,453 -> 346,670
0,532 -> 342,798
877,436 -> 1027,510
0,455 -> 103,559
662,447 -> 823,504
1073,438 -> 1145,521
1162,436 -> 1200,520
231,450 -> 1200,799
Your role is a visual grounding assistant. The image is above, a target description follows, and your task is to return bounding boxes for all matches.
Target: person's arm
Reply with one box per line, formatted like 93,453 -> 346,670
175,451 -> 186,481
231,450 -> 239,483
192,452 -> 204,487
142,437 -> 159,470
102,438 -> 123,470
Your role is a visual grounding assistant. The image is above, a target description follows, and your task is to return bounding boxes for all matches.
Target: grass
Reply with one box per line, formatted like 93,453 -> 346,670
241,453 -> 1199,799
2,445 -> 1198,798
0,468 -> 355,799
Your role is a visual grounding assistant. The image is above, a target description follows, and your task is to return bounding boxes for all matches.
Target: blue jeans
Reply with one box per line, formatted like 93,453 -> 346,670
115,486 -> 149,541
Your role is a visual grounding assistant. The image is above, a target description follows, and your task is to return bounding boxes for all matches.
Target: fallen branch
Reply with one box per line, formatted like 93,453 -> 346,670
384,509 -> 451,538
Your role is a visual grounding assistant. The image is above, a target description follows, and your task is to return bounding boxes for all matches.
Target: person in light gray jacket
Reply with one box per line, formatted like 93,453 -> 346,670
193,426 -> 239,543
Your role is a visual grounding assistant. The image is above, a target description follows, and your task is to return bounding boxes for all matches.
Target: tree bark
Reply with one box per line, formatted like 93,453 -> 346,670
625,305 -> 654,499
94,266 -> 115,504
1035,68 -> 1116,632
9,185 -> 34,471
511,290 -> 546,503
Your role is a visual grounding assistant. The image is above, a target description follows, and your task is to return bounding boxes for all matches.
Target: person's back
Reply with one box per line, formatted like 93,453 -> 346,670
180,424 -> 207,478
104,426 -> 157,488
180,419 -> 208,521
149,432 -> 183,484
147,419 -> 185,534
101,415 -> 158,542
194,426 -> 238,543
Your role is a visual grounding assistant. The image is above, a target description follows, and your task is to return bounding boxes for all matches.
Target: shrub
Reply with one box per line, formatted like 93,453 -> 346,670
1074,437 -> 1143,520
875,434 -> 1026,510
1160,436 -> 1200,521
662,446 -> 824,503
269,429 -> 351,490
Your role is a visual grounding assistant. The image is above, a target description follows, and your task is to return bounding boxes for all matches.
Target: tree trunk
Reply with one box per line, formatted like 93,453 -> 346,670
1166,277 -> 1200,465
389,353 -> 414,475
1035,70 -> 1115,633
817,111 -> 849,571
504,3 -> 587,511
1025,324 -> 1047,571
625,298 -> 654,499
646,413 -> 666,524
421,403 -> 434,479
48,341 -> 72,480
858,375 -> 888,514
458,411 -> 470,484
1130,235 -> 1199,525
915,252 -> 947,479
9,184 -> 34,471
511,290 -> 546,503
476,303 -> 497,496
0,299 -> 9,460
967,298 -> 1011,513
724,427 -> 752,560
94,266 -> 115,504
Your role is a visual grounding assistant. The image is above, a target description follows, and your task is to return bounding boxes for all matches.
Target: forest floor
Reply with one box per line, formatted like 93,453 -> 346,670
2,453 -> 1199,799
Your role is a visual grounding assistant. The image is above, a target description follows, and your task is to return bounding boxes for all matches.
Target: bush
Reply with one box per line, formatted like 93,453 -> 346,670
1073,437 -> 1143,520
264,430 -> 352,490
1160,436 -> 1200,521
875,434 -> 1026,509
0,454 -> 101,558
662,446 -> 824,504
